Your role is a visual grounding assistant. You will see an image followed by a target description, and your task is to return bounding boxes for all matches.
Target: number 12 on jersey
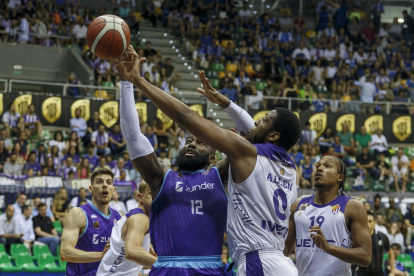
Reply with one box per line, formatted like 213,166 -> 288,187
191,200 -> 203,215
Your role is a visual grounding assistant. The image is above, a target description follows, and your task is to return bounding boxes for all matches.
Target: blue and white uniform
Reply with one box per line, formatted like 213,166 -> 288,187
97,208 -> 150,275
294,195 -> 352,276
227,143 -> 298,275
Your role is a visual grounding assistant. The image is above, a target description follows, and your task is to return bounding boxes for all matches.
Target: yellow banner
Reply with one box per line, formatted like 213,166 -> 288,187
42,97 -> 62,124
14,94 -> 32,115
190,104 -> 204,117
308,113 -> 327,137
135,103 -> 147,123
156,109 -> 173,129
71,99 -> 90,121
99,101 -> 119,128
253,110 -> 269,121
393,116 -> 411,142
364,115 -> 383,135
0,93 -> 3,116
336,114 -> 355,133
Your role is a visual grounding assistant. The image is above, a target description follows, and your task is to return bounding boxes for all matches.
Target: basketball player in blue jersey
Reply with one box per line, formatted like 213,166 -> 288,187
97,181 -> 157,275
116,46 -> 301,275
61,169 -> 122,276
284,155 -> 372,276
117,57 -> 228,275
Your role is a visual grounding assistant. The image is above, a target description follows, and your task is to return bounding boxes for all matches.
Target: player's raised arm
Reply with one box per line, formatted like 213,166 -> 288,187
116,46 -> 257,182
119,79 -> 169,198
123,213 -> 157,268
197,71 -> 255,135
60,208 -> 107,263
310,200 -> 372,267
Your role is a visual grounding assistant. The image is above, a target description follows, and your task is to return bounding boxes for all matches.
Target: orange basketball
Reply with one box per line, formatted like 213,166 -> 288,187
86,15 -> 131,60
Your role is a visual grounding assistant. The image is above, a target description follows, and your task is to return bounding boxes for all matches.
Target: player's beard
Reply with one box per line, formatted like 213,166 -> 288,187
175,151 -> 210,171
246,128 -> 273,144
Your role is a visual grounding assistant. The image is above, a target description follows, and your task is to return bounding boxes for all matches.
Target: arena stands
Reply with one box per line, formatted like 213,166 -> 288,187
1,0 -> 414,275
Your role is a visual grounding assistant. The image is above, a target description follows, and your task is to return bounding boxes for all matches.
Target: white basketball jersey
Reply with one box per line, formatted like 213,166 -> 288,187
227,144 -> 297,266
294,195 -> 352,276
97,208 -> 150,276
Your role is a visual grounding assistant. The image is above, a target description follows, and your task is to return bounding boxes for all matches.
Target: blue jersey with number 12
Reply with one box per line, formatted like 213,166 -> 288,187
150,168 -> 227,256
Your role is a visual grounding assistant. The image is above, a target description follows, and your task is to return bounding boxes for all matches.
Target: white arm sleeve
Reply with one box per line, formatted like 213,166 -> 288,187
120,81 -> 154,160
223,101 -> 255,134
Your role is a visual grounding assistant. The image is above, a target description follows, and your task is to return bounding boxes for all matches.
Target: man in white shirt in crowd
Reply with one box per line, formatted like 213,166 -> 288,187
238,2 -> 252,22
91,124 -> 111,156
292,41 -> 311,61
0,205 -> 23,250
109,190 -> 127,215
2,103 -> 21,136
4,152 -> 22,176
72,18 -> 87,46
355,76 -> 377,114
70,108 -> 87,139
158,148 -> 171,167
391,148 -> 410,168
69,187 -> 90,208
126,189 -> 140,212
300,121 -> 317,155
322,42 -> 337,61
18,205 -> 35,254
18,13 -> 30,44
13,192 -> 27,219
112,157 -> 130,181
390,161 -> 408,192
370,128 -> 389,158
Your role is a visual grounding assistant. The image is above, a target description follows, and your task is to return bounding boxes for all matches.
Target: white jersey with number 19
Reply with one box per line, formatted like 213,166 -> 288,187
227,143 -> 298,275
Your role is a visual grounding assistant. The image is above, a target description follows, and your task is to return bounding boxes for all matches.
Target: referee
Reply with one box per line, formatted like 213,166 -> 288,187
356,211 -> 396,276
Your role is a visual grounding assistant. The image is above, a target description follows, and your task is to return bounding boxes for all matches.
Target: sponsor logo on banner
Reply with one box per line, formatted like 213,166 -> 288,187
308,113 -> 327,137
364,115 -> 383,135
42,97 -> 61,123
14,94 -> 32,115
190,104 -> 204,117
135,102 -> 147,123
99,101 -> 119,128
336,114 -> 355,133
71,99 -> 90,121
253,110 -> 269,121
157,109 -> 173,129
393,116 -> 411,142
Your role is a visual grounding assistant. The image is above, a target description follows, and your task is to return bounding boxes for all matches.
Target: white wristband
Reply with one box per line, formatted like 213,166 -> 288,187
223,101 -> 255,133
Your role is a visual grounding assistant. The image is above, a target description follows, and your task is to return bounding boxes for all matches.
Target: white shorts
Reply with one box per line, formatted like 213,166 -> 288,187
237,249 -> 298,276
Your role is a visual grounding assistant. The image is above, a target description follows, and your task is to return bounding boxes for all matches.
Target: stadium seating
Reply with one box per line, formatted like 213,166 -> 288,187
10,244 -> 30,260
0,253 -> 22,272
398,254 -> 414,271
255,82 -> 267,92
37,254 -> 66,272
53,221 -> 63,234
15,254 -> 44,272
33,244 -> 53,259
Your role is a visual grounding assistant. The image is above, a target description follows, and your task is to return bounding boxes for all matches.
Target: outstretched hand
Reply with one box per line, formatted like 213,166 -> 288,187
114,45 -> 146,84
197,70 -> 231,108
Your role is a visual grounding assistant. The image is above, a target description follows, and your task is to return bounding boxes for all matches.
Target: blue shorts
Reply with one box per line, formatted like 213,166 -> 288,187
149,255 -> 225,276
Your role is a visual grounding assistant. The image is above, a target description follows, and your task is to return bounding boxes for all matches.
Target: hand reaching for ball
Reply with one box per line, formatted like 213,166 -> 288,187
115,45 -> 146,84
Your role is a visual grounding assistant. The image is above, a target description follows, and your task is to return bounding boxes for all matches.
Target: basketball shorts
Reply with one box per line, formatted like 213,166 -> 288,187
236,249 -> 298,276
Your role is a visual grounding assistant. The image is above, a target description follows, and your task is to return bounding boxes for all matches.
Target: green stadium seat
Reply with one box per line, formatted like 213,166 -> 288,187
0,253 -> 22,272
398,254 -> 414,270
101,81 -> 114,88
38,254 -> 66,272
59,258 -> 67,269
0,243 -> 6,255
212,63 -> 225,72
404,147 -> 414,158
255,82 -> 266,91
10,244 -> 30,259
210,79 -> 220,89
15,254 -> 44,272
33,245 -> 52,259
383,253 -> 388,262
371,180 -> 385,191
205,70 -> 218,79
54,221 -> 63,234
407,182 -> 414,193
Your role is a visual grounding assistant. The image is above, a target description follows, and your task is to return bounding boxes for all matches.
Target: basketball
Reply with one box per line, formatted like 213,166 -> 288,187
86,15 -> 131,60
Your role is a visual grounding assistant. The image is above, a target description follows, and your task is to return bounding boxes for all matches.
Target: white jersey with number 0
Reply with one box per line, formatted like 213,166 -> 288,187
227,144 -> 297,267
96,208 -> 150,276
294,195 -> 352,276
